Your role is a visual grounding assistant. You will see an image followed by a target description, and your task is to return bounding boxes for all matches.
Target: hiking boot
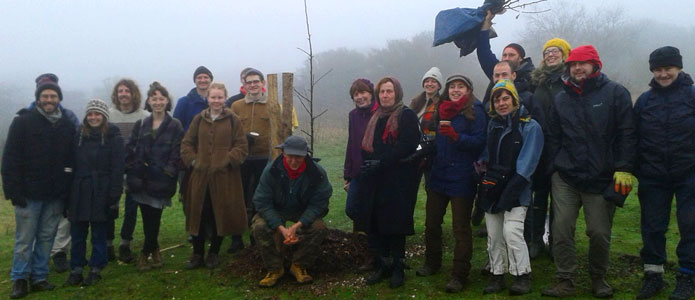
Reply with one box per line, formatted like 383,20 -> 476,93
670,272 -> 695,300
358,255 -> 375,272
289,263 -> 313,284
227,235 -> 245,254
445,277 -> 465,293
389,258 -> 405,289
484,274 -> 506,294
509,273 -> 532,295
541,278 -> 576,297
118,245 -> 134,263
151,249 -> 163,268
10,279 -> 28,299
52,251 -> 69,273
259,269 -> 285,287
415,264 -> 440,277
366,256 -> 392,285
636,272 -> 665,299
107,245 -> 116,262
137,253 -> 151,272
591,277 -> 614,298
205,253 -> 220,269
82,272 -> 101,286
64,273 -> 83,287
29,280 -> 55,291
185,254 -> 204,270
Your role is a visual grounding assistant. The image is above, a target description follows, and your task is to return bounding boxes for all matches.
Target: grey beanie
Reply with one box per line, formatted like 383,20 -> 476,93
421,67 -> 443,89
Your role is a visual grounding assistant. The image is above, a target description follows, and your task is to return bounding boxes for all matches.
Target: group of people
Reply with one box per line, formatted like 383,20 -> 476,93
2,15 -> 694,300
342,11 -> 694,300
1,66 -> 330,299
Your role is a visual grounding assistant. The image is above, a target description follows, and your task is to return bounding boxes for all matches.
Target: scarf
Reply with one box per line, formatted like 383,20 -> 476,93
531,63 -> 565,87
36,105 -> 62,124
438,94 -> 470,120
283,155 -> 307,180
361,102 -> 404,153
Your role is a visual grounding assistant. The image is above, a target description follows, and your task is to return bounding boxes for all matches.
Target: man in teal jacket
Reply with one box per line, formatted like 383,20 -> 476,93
252,135 -> 332,288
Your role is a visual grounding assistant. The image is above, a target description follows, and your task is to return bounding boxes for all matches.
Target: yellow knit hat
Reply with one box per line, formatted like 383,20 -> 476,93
543,38 -> 571,59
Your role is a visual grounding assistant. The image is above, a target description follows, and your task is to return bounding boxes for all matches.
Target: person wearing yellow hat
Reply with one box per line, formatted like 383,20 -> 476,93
527,38 -> 572,260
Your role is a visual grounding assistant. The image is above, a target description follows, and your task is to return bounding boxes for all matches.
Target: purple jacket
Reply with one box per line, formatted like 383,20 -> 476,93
344,106 -> 374,180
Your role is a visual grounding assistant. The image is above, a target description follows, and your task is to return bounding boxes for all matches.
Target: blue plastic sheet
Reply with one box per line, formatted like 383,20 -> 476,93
433,0 -> 504,57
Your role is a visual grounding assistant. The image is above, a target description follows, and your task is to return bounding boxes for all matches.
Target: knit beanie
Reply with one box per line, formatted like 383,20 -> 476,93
85,99 -> 110,122
193,66 -> 213,81
421,67 -> 443,89
243,68 -> 265,81
566,45 -> 603,71
649,46 -> 683,71
488,79 -> 520,116
504,43 -> 526,58
543,38 -> 572,59
35,73 -> 63,101
445,74 -> 473,91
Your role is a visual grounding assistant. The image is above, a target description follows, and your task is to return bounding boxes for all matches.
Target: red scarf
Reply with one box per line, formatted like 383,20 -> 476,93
283,156 -> 307,180
438,94 -> 469,120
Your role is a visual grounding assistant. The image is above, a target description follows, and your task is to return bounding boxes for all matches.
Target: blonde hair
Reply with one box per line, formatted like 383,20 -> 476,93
209,82 -> 228,98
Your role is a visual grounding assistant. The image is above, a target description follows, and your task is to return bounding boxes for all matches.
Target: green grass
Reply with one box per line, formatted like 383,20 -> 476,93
0,136 -> 682,299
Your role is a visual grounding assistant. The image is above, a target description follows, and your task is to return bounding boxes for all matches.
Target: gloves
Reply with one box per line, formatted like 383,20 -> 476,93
359,160 -> 381,177
10,197 -> 27,208
613,171 -> 634,196
438,125 -> 458,141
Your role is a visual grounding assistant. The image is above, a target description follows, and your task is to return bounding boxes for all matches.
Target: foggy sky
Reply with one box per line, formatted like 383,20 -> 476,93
1,0 -> 693,99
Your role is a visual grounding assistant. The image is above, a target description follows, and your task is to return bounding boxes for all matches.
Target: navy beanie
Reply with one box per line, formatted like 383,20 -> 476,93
649,46 -> 683,71
35,73 -> 63,101
193,66 -> 213,81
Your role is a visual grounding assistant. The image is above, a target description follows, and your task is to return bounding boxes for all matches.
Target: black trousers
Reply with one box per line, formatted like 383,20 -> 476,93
192,190 -> 222,255
139,203 -> 163,254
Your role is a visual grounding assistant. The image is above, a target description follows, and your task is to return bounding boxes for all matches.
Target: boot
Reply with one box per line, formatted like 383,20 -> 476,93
591,276 -> 614,298
259,269 -> 284,287
205,253 -> 220,269
541,278 -> 576,297
10,279 -> 28,299
137,252 -> 151,272
636,272 -> 665,299
389,258 -> 405,289
52,251 -> 69,273
358,255 -> 375,272
670,272 -> 695,300
118,245 -> 134,263
483,274 -> 506,294
83,271 -> 101,286
227,235 -> 245,254
366,256 -> 391,285
64,272 -> 83,287
445,277 -> 465,293
509,273 -> 531,295
151,248 -> 163,268
30,280 -> 56,291
185,254 -> 204,270
415,264 -> 440,277
289,263 -> 313,284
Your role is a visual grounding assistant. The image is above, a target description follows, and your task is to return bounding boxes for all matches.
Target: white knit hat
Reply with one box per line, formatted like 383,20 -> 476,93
85,99 -> 110,122
421,67 -> 443,90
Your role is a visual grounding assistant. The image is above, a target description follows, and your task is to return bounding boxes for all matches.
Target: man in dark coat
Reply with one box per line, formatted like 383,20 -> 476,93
2,73 -> 76,298
634,46 -> 695,300
542,45 -> 636,298
173,66 -> 213,131
252,136 -> 331,288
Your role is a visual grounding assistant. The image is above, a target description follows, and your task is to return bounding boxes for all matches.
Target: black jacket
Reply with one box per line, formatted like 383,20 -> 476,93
635,72 -> 695,179
548,73 -> 636,193
69,124 -> 125,222
355,108 -> 420,235
1,107 -> 76,202
530,66 -> 565,189
125,114 -> 184,198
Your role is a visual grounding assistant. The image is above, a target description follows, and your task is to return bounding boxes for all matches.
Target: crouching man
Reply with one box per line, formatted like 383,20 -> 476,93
252,136 -> 332,287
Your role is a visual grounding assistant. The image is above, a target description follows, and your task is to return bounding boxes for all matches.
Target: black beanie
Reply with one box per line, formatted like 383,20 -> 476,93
504,43 -> 526,58
193,66 -> 213,81
35,73 -> 63,101
649,46 -> 683,71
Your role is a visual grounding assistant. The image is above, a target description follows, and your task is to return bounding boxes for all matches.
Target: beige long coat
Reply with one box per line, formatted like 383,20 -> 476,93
180,108 -> 248,236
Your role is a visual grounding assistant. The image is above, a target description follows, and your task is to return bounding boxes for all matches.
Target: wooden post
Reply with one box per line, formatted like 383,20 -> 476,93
282,73 -> 294,139
266,74 -> 278,105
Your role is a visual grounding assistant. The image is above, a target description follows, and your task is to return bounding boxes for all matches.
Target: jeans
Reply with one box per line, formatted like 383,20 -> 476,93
140,203 -> 163,254
486,206 -> 530,276
345,179 -> 361,221
70,221 -> 108,272
639,173 -> 695,271
551,172 -> 616,279
120,192 -> 138,242
11,199 -> 63,282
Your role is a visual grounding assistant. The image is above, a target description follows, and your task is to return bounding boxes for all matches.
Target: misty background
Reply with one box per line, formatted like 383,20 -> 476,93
1,0 -> 694,150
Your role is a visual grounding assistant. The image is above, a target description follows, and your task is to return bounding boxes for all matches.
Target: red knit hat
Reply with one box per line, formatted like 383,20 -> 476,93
565,45 -> 603,70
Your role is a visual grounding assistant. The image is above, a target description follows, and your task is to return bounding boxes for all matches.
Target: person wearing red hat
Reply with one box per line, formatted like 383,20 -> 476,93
542,45 -> 637,298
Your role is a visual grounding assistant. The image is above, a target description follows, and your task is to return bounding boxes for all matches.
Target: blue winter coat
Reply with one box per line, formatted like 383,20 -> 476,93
428,101 -> 487,198
635,72 -> 695,179
173,88 -> 208,132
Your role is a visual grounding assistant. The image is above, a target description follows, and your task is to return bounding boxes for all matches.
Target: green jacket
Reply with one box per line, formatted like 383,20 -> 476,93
253,155 -> 332,229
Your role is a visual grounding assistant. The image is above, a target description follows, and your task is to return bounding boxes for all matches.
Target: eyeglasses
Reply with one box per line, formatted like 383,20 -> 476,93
245,80 -> 261,85
543,48 -> 562,56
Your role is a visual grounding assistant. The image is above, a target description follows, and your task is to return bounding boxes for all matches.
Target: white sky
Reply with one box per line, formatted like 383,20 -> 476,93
1,0 -> 693,98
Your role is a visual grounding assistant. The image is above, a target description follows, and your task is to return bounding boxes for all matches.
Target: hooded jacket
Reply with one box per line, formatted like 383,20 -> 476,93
635,72 -> 695,178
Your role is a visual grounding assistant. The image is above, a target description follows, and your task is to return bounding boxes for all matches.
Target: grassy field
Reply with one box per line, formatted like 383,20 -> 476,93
0,135 -> 682,299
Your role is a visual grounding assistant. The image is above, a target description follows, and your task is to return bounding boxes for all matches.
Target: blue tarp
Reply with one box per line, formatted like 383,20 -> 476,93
433,0 -> 504,57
